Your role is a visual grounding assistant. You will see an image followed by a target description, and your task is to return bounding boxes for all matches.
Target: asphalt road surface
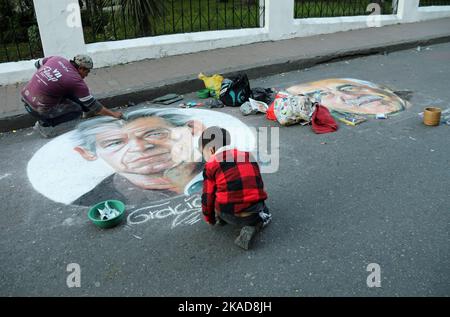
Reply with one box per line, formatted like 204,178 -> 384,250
0,43 -> 449,296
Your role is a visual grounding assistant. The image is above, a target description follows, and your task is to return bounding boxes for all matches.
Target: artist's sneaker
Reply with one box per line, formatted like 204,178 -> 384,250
33,121 -> 55,138
234,226 -> 258,250
259,209 -> 272,228
33,120 -> 79,138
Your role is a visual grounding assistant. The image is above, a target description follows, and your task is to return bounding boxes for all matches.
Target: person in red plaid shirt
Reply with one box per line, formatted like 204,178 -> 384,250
199,126 -> 272,250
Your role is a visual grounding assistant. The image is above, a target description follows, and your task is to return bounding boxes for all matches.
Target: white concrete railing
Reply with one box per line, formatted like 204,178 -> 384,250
1,0 -> 450,86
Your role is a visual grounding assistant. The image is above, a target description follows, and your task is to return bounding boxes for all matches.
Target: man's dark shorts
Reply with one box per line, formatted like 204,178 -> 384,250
218,201 -> 270,227
23,99 -> 90,127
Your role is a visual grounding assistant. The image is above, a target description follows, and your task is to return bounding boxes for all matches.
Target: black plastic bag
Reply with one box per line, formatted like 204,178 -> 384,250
219,73 -> 251,107
251,87 -> 276,105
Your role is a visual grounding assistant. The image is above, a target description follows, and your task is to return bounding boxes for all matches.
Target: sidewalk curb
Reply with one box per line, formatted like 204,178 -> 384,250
1,34 -> 449,133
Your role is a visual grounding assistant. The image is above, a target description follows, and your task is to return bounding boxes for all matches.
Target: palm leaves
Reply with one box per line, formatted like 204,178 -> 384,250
104,0 -> 163,36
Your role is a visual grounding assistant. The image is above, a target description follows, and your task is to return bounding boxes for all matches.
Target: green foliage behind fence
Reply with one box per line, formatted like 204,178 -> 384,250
0,0 -> 42,63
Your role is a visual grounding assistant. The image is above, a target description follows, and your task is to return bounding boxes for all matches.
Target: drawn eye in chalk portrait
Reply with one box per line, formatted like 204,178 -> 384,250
27,108 -> 257,228
287,78 -> 410,115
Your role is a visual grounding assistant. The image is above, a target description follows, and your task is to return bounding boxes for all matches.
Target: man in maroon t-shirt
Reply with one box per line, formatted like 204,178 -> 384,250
21,54 -> 122,138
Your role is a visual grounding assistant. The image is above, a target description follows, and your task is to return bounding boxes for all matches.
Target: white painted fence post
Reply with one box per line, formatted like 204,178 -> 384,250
397,0 -> 420,23
265,0 -> 295,40
33,0 -> 87,59
260,0 -> 265,28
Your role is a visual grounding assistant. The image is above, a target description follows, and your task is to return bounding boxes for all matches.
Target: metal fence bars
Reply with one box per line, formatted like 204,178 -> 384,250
80,0 -> 265,43
420,0 -> 450,6
294,0 -> 396,19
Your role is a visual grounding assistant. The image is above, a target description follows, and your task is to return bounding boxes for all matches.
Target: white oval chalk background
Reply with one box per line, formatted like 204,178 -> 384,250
27,108 -> 257,205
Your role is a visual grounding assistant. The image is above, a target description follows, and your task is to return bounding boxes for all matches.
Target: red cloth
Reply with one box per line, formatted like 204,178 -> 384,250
311,104 -> 338,134
266,101 -> 277,121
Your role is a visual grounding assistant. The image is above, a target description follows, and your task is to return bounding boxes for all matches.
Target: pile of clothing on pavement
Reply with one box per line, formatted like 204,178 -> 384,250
199,72 -> 338,134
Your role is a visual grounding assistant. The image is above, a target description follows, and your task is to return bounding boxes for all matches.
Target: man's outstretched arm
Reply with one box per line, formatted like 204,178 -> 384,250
97,105 -> 123,119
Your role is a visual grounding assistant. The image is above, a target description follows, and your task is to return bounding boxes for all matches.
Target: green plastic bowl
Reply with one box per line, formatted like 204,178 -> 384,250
88,200 -> 126,229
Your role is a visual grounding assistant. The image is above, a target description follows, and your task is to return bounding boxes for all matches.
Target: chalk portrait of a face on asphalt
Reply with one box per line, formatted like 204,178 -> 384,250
27,108 -> 257,228
287,78 -> 409,115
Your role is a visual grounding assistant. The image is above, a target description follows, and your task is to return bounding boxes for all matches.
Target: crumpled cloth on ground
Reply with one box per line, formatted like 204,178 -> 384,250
311,104 -> 339,134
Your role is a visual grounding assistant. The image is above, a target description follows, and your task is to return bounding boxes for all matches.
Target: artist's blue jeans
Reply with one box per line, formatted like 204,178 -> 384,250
23,99 -> 83,127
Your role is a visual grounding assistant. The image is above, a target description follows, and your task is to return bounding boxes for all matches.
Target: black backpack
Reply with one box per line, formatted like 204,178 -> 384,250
219,74 -> 251,107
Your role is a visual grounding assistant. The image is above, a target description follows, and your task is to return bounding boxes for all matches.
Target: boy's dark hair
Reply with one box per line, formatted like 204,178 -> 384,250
199,126 -> 231,152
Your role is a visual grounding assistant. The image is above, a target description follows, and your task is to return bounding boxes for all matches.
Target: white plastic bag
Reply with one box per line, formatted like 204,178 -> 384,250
240,98 -> 268,116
